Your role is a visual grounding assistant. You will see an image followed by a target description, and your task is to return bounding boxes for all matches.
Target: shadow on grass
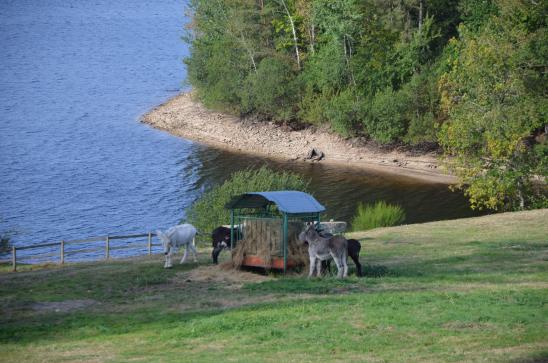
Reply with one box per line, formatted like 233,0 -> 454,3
0,259 -> 199,303
362,264 -> 390,278
0,303 -> 227,344
509,351 -> 548,363
385,246 -> 546,279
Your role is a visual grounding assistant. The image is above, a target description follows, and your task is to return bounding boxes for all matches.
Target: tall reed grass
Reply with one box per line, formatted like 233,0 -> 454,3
351,201 -> 406,231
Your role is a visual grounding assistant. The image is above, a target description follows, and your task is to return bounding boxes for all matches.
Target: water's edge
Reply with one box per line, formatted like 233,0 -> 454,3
142,92 -> 456,184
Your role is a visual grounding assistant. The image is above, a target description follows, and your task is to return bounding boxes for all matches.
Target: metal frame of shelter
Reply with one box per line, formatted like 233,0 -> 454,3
226,191 -> 326,273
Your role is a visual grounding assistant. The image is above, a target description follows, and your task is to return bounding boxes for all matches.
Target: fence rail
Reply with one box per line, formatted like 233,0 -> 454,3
7,232 -> 158,272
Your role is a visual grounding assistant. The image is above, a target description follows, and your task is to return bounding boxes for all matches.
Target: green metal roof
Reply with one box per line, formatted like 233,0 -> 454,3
226,191 -> 325,214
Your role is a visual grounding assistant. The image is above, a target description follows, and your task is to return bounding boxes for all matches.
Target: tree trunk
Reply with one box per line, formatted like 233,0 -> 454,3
240,33 -> 258,73
343,35 -> 356,86
280,0 -> 301,70
517,179 -> 526,210
309,23 -> 315,54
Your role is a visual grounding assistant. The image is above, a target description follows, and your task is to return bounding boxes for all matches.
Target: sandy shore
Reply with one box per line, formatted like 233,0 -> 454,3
141,93 -> 456,184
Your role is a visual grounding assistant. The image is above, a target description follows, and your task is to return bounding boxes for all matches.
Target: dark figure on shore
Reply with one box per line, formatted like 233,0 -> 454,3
211,226 -> 238,264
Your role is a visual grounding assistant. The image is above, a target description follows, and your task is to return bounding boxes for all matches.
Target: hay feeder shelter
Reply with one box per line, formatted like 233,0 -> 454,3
226,191 -> 325,272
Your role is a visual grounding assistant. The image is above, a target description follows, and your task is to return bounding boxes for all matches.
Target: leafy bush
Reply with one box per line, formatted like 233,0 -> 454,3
458,0 -> 499,32
241,57 -> 299,121
185,36 -> 251,113
301,38 -> 350,92
351,201 -> 406,232
324,89 -> 361,137
364,87 -> 409,143
297,86 -> 329,125
186,167 -> 309,237
402,72 -> 440,144
405,112 -> 437,145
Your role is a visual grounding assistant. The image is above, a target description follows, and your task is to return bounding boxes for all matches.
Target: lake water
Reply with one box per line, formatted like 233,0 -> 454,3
0,0 -> 480,262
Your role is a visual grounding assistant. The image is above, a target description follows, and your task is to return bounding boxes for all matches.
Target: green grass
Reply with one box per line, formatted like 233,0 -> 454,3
1,209 -> 547,362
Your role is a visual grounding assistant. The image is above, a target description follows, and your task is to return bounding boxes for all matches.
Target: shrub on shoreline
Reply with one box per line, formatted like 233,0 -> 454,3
186,167 -> 309,238
351,201 -> 406,232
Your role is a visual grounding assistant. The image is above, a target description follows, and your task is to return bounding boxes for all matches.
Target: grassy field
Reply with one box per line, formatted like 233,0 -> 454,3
1,210 -> 547,362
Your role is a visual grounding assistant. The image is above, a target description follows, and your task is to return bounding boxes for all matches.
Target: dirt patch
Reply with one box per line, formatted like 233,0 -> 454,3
141,92 -> 456,184
174,264 -> 273,285
442,321 -> 498,331
32,299 -> 97,313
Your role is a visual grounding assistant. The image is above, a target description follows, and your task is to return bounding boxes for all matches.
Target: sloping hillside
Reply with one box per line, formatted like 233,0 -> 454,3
1,210 -> 546,362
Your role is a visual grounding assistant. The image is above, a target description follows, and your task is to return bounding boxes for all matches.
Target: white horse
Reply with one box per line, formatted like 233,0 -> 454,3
156,224 -> 197,268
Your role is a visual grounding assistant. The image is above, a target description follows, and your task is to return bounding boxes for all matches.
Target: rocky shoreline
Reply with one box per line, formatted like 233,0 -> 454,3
141,93 -> 456,184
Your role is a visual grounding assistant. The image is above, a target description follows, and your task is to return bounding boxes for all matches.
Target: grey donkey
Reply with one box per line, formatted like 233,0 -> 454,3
298,224 -> 348,278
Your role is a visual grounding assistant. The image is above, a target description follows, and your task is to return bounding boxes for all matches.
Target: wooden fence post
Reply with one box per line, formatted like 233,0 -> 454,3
147,232 -> 152,255
12,246 -> 16,272
105,235 -> 110,260
60,240 -> 64,265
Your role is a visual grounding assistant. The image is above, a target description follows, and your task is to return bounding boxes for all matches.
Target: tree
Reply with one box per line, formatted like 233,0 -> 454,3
184,0 -> 265,111
438,1 -> 547,210
273,0 -> 302,69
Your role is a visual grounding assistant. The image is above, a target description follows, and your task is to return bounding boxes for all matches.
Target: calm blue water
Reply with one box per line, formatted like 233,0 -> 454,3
0,0 -> 197,257
0,0 -> 479,262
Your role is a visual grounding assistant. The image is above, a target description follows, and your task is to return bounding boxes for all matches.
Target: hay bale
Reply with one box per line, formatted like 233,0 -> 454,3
287,221 -> 309,267
230,218 -> 309,270
288,239 -> 309,267
231,238 -> 251,268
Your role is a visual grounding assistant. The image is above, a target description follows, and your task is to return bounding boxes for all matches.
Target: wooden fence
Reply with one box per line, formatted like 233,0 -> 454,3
2,232 -> 161,272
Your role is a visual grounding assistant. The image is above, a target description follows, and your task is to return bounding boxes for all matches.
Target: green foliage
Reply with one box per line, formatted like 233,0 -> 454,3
405,112 -> 437,145
186,167 -> 309,235
438,1 -> 547,211
390,16 -> 441,87
241,57 -> 299,120
365,87 -> 409,143
458,0 -> 499,32
297,86 -> 329,125
351,201 -> 406,231
184,0 -> 548,211
184,0 -> 263,112
324,88 -> 361,137
403,71 -> 440,144
302,38 -> 349,93
185,0 -> 455,139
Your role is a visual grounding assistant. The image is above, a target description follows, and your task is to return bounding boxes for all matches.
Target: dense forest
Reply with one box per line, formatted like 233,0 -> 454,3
183,0 -> 547,211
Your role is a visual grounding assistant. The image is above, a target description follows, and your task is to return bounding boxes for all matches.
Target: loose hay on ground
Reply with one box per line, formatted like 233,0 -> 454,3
180,265 -> 273,284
